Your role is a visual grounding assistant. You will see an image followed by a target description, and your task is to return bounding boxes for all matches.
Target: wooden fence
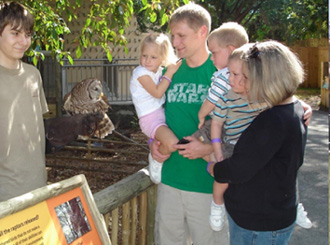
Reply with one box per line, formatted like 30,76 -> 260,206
290,38 -> 329,89
93,167 -> 156,245
47,134 -> 156,244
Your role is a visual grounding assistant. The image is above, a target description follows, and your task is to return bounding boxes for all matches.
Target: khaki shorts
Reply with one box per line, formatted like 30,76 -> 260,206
154,183 -> 229,245
192,119 -> 212,144
222,142 -> 235,159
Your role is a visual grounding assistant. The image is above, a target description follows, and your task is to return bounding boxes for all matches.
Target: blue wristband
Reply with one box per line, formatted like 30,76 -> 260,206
211,138 -> 222,144
148,138 -> 154,145
160,75 -> 171,83
207,161 -> 214,174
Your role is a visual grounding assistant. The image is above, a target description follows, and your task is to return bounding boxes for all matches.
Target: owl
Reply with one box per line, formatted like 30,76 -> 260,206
63,78 -> 115,138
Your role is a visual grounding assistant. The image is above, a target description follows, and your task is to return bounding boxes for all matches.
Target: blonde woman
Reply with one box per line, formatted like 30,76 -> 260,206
208,40 -> 310,244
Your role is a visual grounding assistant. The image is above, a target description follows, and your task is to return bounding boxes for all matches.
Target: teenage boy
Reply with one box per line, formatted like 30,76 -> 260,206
0,2 -> 48,201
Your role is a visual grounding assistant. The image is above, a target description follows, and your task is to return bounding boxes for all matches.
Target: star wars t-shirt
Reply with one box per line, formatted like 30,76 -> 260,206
163,55 -> 216,193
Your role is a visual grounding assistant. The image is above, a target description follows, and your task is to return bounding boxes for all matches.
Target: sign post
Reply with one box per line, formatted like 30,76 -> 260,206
0,174 -> 111,245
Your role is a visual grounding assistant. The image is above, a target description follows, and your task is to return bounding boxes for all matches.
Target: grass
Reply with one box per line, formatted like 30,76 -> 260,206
295,87 -> 324,110
295,87 -> 320,97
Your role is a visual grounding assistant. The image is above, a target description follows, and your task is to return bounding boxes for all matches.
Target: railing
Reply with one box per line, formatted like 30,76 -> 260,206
61,58 -> 139,105
26,55 -> 138,118
93,167 -> 157,245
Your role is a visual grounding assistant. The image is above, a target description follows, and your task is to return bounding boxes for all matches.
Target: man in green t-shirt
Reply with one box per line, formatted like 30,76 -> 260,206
150,3 -> 229,244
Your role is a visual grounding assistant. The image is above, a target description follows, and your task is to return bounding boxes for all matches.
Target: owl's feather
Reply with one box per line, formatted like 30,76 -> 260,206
63,78 -> 115,138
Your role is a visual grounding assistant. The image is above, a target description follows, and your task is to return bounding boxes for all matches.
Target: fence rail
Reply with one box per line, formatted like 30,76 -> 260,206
93,167 -> 157,245
61,58 -> 139,105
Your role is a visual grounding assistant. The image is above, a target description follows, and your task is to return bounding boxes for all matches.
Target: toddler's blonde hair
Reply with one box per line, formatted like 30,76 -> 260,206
139,33 -> 177,67
208,22 -> 248,49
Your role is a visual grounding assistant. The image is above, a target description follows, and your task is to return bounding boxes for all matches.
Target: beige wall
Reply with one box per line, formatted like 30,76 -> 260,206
64,2 -> 142,60
62,2 -> 145,102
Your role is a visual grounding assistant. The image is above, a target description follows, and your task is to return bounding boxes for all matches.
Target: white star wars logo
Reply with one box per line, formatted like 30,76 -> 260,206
167,83 -> 209,104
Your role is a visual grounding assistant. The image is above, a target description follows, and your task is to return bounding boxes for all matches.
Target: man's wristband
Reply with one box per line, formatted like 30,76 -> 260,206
148,138 -> 154,145
211,138 -> 222,144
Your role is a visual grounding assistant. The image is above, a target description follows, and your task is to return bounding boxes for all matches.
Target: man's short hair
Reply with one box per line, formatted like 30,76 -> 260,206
169,3 -> 211,34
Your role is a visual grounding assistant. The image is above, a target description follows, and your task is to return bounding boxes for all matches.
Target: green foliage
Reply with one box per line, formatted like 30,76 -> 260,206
241,0 -> 329,43
18,0 -> 328,64
24,0 -> 76,65
137,0 -> 328,43
133,0 -> 184,33
20,0 -> 181,64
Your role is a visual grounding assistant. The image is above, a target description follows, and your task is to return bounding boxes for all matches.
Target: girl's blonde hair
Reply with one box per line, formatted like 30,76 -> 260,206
243,40 -> 305,107
139,33 -> 177,67
228,43 -> 254,64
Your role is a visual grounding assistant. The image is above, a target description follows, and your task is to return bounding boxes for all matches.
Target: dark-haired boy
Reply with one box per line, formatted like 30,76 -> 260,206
0,2 -> 48,201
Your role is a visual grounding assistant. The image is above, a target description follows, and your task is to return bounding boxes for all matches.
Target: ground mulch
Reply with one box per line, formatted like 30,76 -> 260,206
46,128 -> 149,194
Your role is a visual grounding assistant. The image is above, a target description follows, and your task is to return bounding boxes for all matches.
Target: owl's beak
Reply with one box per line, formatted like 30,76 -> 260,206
99,92 -> 104,99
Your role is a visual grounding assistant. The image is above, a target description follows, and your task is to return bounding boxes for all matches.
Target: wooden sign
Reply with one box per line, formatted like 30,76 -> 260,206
0,174 -> 111,245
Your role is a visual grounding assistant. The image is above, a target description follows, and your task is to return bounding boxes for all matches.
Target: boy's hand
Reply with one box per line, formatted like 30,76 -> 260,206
301,102 -> 312,126
294,97 -> 312,126
198,117 -> 205,129
166,59 -> 182,77
214,147 -> 224,162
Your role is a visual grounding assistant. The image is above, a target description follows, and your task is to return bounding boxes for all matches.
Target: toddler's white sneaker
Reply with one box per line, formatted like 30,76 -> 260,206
148,153 -> 162,184
296,203 -> 312,229
209,200 -> 226,231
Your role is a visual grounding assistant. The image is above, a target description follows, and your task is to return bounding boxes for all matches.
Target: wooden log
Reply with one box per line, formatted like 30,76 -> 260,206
63,145 -> 148,155
93,167 -> 154,214
111,208 -> 119,245
122,202 -> 130,245
76,137 -> 148,147
147,185 -> 157,245
112,130 -> 149,151
46,155 -> 147,166
87,139 -> 91,168
139,192 -> 148,245
46,162 -> 139,175
130,197 -> 138,245
104,213 -> 110,231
